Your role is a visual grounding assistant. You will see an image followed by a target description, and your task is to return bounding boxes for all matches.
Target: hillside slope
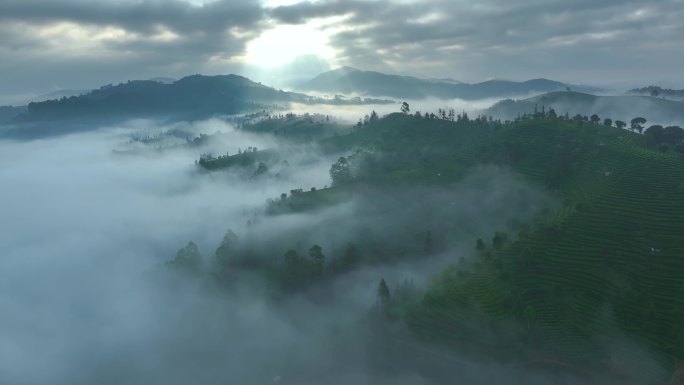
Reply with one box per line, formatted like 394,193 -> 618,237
267,113 -> 684,382
487,91 -> 684,125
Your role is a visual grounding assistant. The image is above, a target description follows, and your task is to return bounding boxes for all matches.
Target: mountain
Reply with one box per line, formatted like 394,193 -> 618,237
2,74 -> 393,138
486,91 -> 684,125
15,74 -> 308,123
627,85 -> 684,101
299,67 -> 599,99
10,74 -> 390,125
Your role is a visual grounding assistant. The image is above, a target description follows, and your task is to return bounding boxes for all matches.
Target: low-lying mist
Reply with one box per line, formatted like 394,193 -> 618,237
0,117 -> 625,384
287,96 -> 517,123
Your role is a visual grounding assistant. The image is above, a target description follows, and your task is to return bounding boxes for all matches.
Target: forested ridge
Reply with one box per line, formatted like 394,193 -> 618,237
165,104 -> 684,383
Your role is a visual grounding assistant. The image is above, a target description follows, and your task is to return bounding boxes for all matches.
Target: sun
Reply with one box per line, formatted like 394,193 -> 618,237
245,23 -> 334,68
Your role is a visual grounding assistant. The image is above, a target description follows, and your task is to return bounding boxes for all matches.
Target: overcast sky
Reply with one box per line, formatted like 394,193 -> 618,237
1,0 -> 683,104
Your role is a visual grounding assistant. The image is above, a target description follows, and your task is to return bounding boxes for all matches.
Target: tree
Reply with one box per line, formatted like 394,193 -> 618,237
615,120 -> 627,130
338,243 -> 361,272
492,231 -> 507,250
645,125 -> 664,141
400,102 -> 410,114
393,278 -> 417,303
631,117 -> 647,133
572,114 -> 584,124
664,126 -> 684,145
378,278 -> 391,307
424,231 -> 434,255
309,244 -> 325,276
603,118 -> 613,127
590,114 -> 600,124
330,156 -> 352,186
254,162 -> 268,176
523,305 -> 537,330
369,110 -> 379,123
284,249 -> 306,287
330,243 -> 361,274
547,108 -> 557,119
476,238 -> 486,251
168,241 -> 203,271
284,249 -> 299,267
215,229 -> 239,268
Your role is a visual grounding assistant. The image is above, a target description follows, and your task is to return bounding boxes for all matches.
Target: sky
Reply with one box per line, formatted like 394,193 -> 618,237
1,0 -> 684,104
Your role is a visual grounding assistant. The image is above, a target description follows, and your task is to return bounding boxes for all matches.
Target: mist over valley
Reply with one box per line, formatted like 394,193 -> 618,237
2,1 -> 684,384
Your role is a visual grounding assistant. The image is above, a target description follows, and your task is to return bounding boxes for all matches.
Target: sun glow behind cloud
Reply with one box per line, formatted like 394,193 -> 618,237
245,22 -> 335,68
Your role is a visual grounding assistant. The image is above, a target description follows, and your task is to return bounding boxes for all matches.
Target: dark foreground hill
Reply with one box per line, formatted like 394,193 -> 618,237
487,91 -> 684,125
299,67 -> 600,99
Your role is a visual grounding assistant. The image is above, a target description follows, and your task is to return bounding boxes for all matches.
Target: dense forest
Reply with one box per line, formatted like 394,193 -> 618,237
156,102 -> 684,384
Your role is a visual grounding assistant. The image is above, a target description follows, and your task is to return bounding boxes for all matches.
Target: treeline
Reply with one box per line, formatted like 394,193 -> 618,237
166,227 -> 438,294
628,85 -> 684,100
515,105 -> 684,154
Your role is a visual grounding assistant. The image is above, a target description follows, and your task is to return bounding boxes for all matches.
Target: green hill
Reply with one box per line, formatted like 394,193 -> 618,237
178,110 -> 684,382
262,112 -> 684,382
487,91 -> 684,125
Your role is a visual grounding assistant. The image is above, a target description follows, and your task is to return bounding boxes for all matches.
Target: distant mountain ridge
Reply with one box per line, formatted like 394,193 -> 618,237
627,86 -> 684,100
11,74 -> 391,126
14,74 -> 293,123
486,91 -> 684,125
299,67 -> 601,100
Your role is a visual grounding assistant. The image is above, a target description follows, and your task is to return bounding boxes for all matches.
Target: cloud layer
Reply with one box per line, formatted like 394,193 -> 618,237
1,0 -> 683,104
0,116 -> 577,384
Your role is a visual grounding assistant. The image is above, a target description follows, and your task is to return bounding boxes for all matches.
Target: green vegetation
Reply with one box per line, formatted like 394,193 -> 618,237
173,108 -> 684,382
196,113 -> 347,173
629,86 -> 684,101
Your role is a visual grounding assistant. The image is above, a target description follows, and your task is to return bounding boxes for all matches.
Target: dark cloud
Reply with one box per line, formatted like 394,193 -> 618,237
0,0 -> 265,103
270,0 -> 684,87
0,0 -> 683,104
0,0 -> 262,34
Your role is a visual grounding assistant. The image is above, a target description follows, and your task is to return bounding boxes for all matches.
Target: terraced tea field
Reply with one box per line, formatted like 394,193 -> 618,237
402,117 -> 684,382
